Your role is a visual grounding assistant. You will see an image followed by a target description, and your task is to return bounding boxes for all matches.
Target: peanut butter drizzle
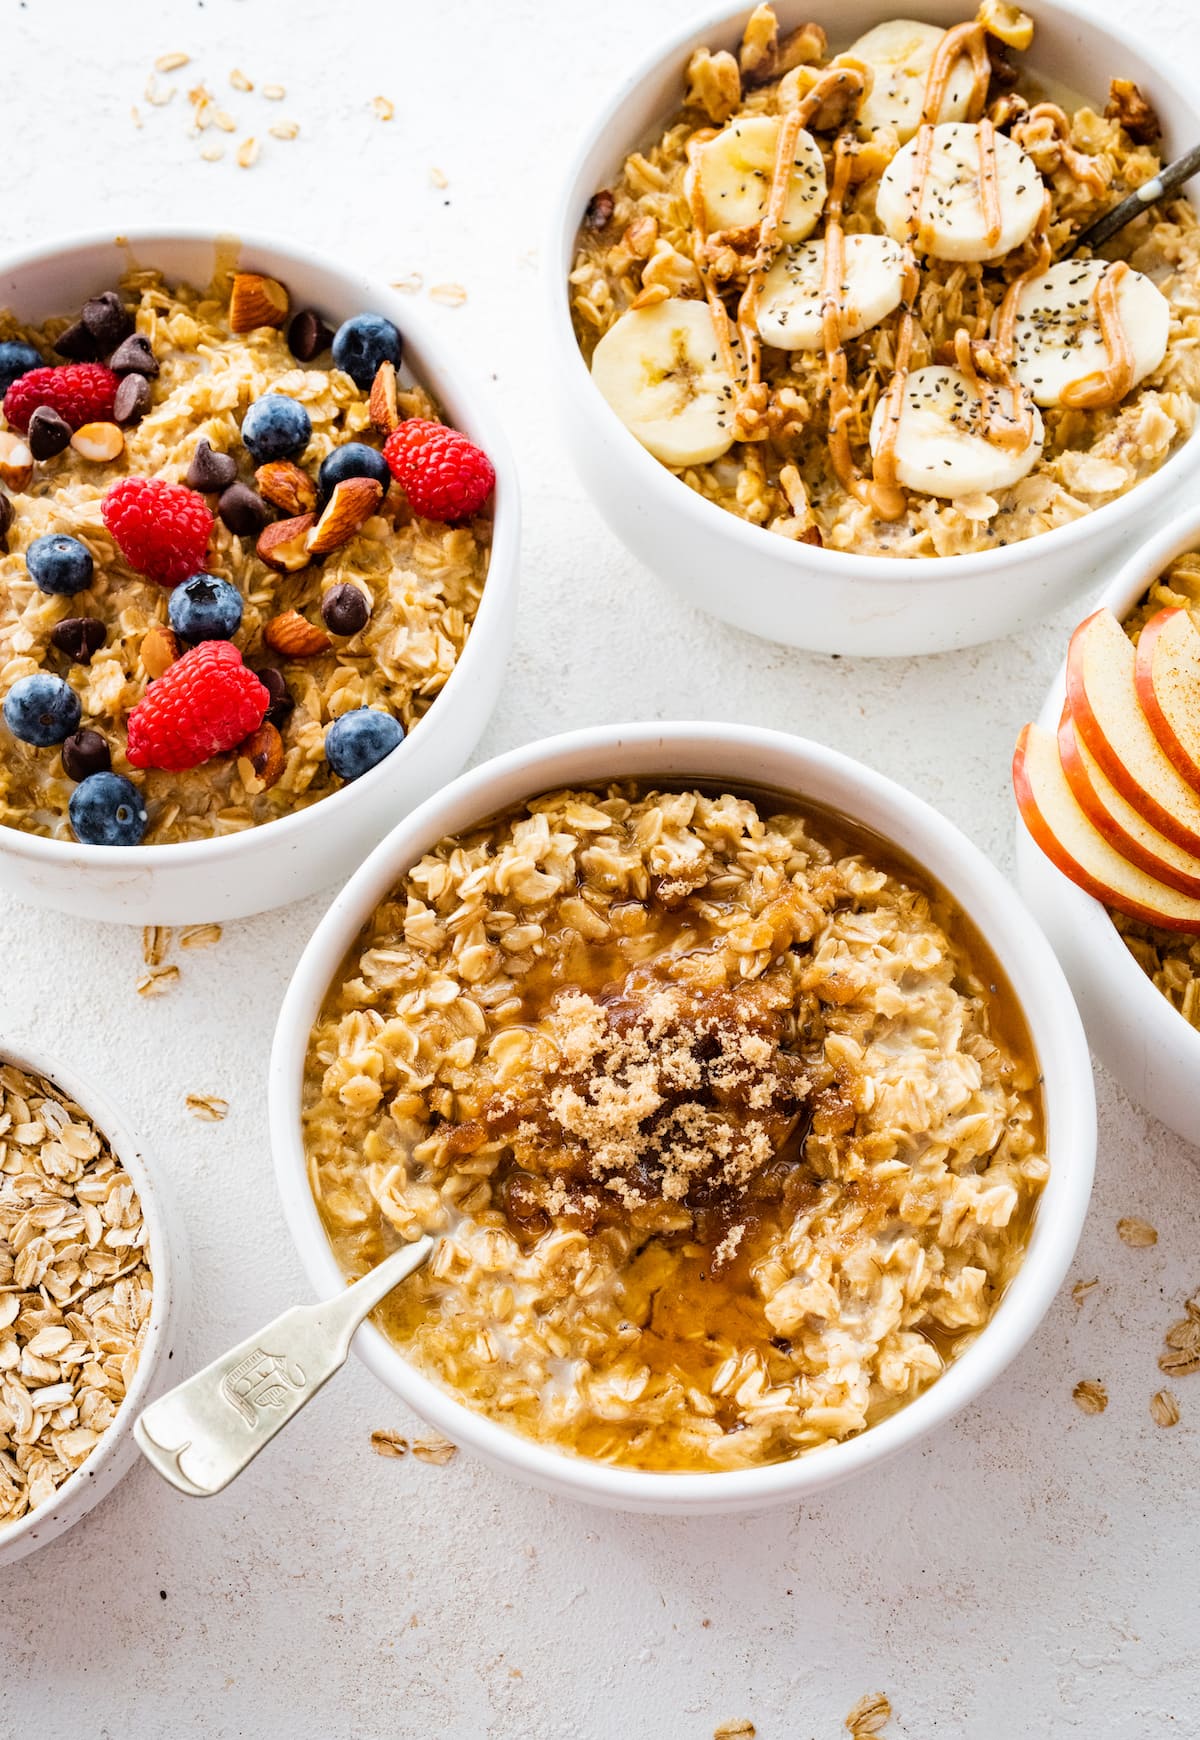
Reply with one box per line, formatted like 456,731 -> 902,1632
922,18 -> 991,124
976,117 -> 1003,252
869,258 -> 921,502
1025,102 -> 1110,196
1059,261 -> 1135,408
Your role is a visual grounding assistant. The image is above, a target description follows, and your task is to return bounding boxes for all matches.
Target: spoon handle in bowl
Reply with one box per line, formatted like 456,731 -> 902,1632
133,1236 -> 435,1497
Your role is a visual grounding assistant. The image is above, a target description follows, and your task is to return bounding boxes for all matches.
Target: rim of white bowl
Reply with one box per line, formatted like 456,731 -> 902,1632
270,722 -> 1096,1507
546,0 -> 1200,589
1028,497 -> 1200,1078
0,1035 -> 175,1554
0,225 -> 519,872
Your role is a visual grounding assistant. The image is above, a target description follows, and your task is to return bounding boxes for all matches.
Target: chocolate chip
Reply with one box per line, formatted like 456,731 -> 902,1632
0,491 -> 12,550
186,438 -> 238,493
113,373 -> 152,427
287,309 -> 334,362
27,406 -> 72,460
218,482 -> 271,537
81,291 -> 134,350
61,729 -> 111,782
584,190 -> 615,231
51,616 -> 107,664
108,333 -> 159,377
258,666 -> 294,728
53,318 -> 99,361
320,582 -> 370,637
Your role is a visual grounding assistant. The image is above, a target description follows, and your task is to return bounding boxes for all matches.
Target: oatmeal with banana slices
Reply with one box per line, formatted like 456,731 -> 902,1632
570,3 -> 1200,557
305,785 -> 1047,1472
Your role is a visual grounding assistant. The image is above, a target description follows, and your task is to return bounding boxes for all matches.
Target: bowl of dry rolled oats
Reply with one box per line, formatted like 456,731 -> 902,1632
0,1039 -> 181,1562
0,229 -> 518,923
271,722 -> 1095,1513
550,0 -> 1200,655
1018,497 -> 1200,1149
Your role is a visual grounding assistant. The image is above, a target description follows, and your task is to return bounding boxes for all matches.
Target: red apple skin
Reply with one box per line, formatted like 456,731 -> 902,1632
1057,707 -> 1200,897
1065,610 -> 1200,856
1012,725 -> 1200,933
1134,607 -> 1200,798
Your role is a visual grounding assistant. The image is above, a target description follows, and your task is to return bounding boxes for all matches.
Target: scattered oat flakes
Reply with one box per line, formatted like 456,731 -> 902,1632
179,924 -> 221,951
155,51 -> 190,72
411,1436 -> 457,1466
429,166 -> 448,189
1159,1346 -> 1200,1377
1073,1379 -> 1109,1415
1117,1216 -> 1158,1247
236,137 -> 260,169
845,1692 -> 892,1736
714,1723 -> 756,1739
131,105 -> 143,129
185,1095 -> 228,1123
269,121 -> 300,141
1164,1317 -> 1200,1351
372,95 -> 395,121
391,273 -> 424,295
230,68 -> 253,92
142,926 -> 172,968
200,144 -> 225,163
213,109 -> 236,133
137,965 -> 180,998
1187,1292 -> 1200,1323
429,283 -> 467,308
145,75 -> 175,107
370,1428 -> 409,1458
262,83 -> 286,100
1151,1389 -> 1180,1427
1071,1276 -> 1099,1305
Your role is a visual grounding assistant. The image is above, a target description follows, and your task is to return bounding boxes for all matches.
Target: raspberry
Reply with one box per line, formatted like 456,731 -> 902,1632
383,419 -> 495,521
102,477 -> 214,587
3,362 -> 119,432
126,641 -> 269,771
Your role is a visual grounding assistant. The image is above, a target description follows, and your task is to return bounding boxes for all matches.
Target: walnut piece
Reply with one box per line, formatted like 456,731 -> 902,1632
684,46 -> 742,124
1105,78 -> 1161,145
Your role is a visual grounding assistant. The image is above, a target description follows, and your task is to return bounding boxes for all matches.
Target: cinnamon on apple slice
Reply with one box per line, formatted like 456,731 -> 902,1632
1066,608 -> 1200,855
1014,723 -> 1200,931
1057,706 -> 1200,897
1134,605 -> 1200,797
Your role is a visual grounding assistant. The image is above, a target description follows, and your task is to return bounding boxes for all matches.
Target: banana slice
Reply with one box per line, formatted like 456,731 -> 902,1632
868,364 -> 1044,497
696,115 -> 827,243
876,122 -> 1044,261
757,234 -> 908,351
590,298 -> 738,468
847,19 -> 977,142
1008,259 -> 1170,407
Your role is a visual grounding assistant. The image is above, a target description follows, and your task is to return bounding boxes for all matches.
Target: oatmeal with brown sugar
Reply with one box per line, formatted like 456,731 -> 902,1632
305,785 -> 1047,1471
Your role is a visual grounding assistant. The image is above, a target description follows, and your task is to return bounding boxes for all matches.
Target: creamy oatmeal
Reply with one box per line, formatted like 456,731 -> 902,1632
570,3 -> 1200,557
0,266 -> 491,845
305,785 -> 1046,1472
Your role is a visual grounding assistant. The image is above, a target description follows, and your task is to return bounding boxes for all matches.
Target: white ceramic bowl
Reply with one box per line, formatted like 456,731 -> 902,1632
271,722 -> 1096,1514
0,228 -> 519,924
548,0 -> 1200,657
0,1038 -> 184,1564
1016,501 -> 1200,1148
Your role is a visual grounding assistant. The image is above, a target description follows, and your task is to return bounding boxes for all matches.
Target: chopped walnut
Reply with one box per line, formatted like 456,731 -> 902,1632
684,46 -> 742,124
1105,78 -> 1161,145
739,4 -> 826,89
583,190 -> 615,232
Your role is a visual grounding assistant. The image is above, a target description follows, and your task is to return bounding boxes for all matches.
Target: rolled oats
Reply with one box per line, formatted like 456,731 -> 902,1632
369,1427 -> 409,1458
1116,1216 -> 1158,1248
846,1692 -> 892,1736
1150,1389 -> 1180,1428
1072,1379 -> 1109,1415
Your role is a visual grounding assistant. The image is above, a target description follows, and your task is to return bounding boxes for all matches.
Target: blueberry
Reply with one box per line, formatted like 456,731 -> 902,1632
331,314 -> 402,391
69,772 -> 147,846
325,707 -> 403,780
3,673 -> 82,746
168,573 -> 244,642
317,442 -> 391,504
25,533 -> 94,597
0,341 -> 42,393
241,394 -> 312,464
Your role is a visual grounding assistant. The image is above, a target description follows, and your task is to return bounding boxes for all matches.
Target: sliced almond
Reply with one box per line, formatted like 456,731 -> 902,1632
255,460 -> 317,516
236,720 -> 285,791
306,476 -> 383,556
229,271 -> 289,333
141,623 -> 181,679
0,431 -> 33,491
256,513 -> 315,573
70,422 -> 125,463
368,361 -> 400,434
263,609 -> 330,657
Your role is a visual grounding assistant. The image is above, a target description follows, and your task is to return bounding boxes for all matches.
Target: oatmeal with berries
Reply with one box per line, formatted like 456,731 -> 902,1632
0,265 -> 493,846
569,2 -> 1200,557
305,784 -> 1046,1472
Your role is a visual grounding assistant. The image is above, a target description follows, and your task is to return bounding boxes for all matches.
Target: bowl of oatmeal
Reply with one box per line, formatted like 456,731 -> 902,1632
0,1039 -> 182,1563
0,229 -> 518,923
550,0 -> 1200,655
1017,498 -> 1200,1148
272,723 -> 1095,1513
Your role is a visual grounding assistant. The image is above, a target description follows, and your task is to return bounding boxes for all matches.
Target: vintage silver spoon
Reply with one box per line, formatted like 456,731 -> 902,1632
134,1236 -> 434,1497
1070,141 -> 1200,255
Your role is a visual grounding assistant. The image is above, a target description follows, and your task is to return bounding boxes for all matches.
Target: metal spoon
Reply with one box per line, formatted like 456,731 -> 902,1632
134,1236 -> 434,1497
1070,141 -> 1200,256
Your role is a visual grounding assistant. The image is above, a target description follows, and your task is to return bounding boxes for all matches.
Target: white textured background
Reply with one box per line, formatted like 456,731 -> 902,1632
2,1 -> 1199,1735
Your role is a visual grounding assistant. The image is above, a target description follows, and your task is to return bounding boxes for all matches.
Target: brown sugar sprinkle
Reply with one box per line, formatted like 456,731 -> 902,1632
185,1094 -> 228,1123
179,924 -> 221,950
1073,1379 -> 1108,1415
411,1436 -> 457,1466
136,965 -> 180,998
372,96 -> 395,121
1117,1216 -> 1158,1248
142,925 -> 172,968
846,1691 -> 892,1736
714,1724 -> 756,1739
1071,1277 -> 1099,1306
369,1429 -> 409,1458
1151,1389 -> 1181,1428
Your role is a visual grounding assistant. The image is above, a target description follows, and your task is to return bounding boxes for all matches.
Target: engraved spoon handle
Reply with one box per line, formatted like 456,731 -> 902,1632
134,1236 -> 434,1497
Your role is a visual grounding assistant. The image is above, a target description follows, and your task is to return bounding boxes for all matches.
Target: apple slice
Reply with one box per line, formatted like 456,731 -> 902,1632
1066,607 -> 1200,856
1013,723 -> 1200,931
1134,606 -> 1200,797
1058,707 -> 1200,897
